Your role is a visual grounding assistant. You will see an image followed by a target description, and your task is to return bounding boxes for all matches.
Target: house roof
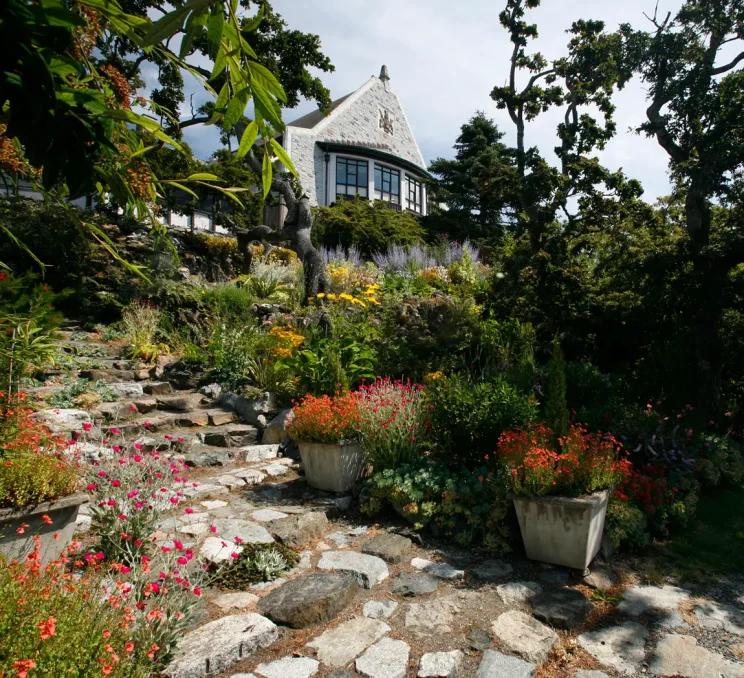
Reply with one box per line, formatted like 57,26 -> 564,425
286,92 -> 353,129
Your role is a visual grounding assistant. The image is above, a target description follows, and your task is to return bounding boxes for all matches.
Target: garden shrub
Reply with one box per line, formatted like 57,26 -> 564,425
604,498 -> 650,550
313,199 -> 424,257
357,378 -> 428,470
202,283 -> 256,322
565,360 -> 616,429
362,462 -> 511,550
693,434 -> 744,488
0,397 -> 78,508
0,546 -> 153,678
377,294 -> 482,379
47,378 -> 119,408
425,374 -> 537,467
543,337 -> 568,436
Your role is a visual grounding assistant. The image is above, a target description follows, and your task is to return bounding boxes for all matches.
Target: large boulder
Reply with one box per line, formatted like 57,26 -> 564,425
258,573 -> 359,628
268,512 -> 328,548
262,408 -> 292,444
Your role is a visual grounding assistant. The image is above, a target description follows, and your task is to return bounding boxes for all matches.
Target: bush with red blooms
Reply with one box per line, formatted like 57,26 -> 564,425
498,423 -> 628,497
0,392 -> 78,508
286,391 -> 362,444
0,538 -> 153,677
356,377 -> 428,469
72,424 -> 192,566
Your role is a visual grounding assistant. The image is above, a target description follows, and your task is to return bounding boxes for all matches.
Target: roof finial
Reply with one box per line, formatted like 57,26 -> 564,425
379,64 -> 390,83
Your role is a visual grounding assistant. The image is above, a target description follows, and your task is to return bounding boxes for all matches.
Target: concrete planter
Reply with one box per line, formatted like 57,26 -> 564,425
513,490 -> 609,571
298,441 -> 364,493
0,492 -> 88,564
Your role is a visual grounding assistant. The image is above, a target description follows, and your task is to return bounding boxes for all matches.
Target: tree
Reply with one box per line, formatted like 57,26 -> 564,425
490,1 -> 643,250
428,113 -> 516,239
627,0 -> 744,409
0,0 -> 293,268
94,0 -> 334,138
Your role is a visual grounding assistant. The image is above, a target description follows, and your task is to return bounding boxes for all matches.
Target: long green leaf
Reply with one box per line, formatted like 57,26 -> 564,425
270,138 -> 297,175
262,149 -> 273,198
236,120 -> 259,159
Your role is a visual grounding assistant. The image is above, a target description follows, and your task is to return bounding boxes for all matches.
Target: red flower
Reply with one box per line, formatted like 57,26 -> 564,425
38,616 -> 57,639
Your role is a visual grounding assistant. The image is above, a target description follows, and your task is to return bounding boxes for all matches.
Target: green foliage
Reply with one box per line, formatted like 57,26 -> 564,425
425,374 -> 537,467
693,434 -> 744,489
0,558 -> 152,678
428,112 -> 514,239
362,462 -> 512,550
0,272 -> 63,394
211,543 -> 298,589
604,498 -> 650,551
202,283 -> 256,323
0,401 -> 78,509
47,378 -> 120,408
544,337 -> 568,436
313,199 -> 424,257
284,309 -> 377,396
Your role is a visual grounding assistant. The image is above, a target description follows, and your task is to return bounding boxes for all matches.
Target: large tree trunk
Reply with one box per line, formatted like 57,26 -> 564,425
686,183 -> 723,412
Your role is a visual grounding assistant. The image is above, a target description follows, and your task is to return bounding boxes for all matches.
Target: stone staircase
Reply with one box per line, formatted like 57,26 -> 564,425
26,326 -> 744,678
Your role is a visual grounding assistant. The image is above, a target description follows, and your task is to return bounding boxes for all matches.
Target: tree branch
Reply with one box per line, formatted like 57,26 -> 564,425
712,50 -> 744,75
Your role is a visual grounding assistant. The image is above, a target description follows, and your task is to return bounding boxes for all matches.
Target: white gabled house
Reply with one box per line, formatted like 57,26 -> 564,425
266,65 -> 430,226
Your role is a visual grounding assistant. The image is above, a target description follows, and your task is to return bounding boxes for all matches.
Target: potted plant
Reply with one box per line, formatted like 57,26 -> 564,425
0,394 -> 86,564
287,392 -> 364,492
498,423 -> 628,572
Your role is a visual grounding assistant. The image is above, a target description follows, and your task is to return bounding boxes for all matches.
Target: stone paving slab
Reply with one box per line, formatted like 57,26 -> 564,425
306,617 -> 390,667
166,613 -> 278,678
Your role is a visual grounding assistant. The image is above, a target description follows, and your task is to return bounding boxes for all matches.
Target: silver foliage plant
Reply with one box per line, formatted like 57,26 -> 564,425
372,239 -> 479,273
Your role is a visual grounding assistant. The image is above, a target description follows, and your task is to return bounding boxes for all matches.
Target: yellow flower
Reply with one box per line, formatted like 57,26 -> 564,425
339,293 -> 354,301
316,292 -> 326,299
424,370 -> 445,383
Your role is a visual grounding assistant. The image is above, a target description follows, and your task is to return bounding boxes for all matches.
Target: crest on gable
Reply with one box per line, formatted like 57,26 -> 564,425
379,108 -> 394,135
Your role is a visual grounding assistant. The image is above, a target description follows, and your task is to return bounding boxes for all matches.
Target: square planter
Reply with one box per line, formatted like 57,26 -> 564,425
0,492 -> 89,565
298,441 -> 364,493
513,490 -> 609,571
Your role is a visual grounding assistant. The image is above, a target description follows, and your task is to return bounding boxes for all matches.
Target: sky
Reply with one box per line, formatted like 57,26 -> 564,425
182,0 -> 686,202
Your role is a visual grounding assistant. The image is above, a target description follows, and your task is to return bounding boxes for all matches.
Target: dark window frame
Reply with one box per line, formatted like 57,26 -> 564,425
335,156 -> 368,200
374,162 -> 400,207
406,176 -> 423,214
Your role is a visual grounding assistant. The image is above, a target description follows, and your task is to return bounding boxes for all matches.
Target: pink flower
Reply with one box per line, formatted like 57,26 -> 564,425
82,422 -> 93,432
97,470 -> 108,478
111,479 -> 121,487
177,556 -> 188,565
184,507 -> 194,515
192,586 -> 202,596
86,483 -> 97,491
209,524 -> 217,534
109,427 -> 121,436
133,442 -> 143,451
230,552 -> 240,559
133,454 -> 143,462
127,490 -> 139,499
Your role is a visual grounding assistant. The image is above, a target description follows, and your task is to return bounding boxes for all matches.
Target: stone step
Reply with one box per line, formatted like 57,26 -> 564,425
197,424 -> 260,447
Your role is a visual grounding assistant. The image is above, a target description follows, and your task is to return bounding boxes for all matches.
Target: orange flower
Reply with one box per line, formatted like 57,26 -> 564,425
38,616 -> 57,640
124,641 -> 135,653
147,643 -> 160,660
41,514 -> 53,525
13,659 -> 36,678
